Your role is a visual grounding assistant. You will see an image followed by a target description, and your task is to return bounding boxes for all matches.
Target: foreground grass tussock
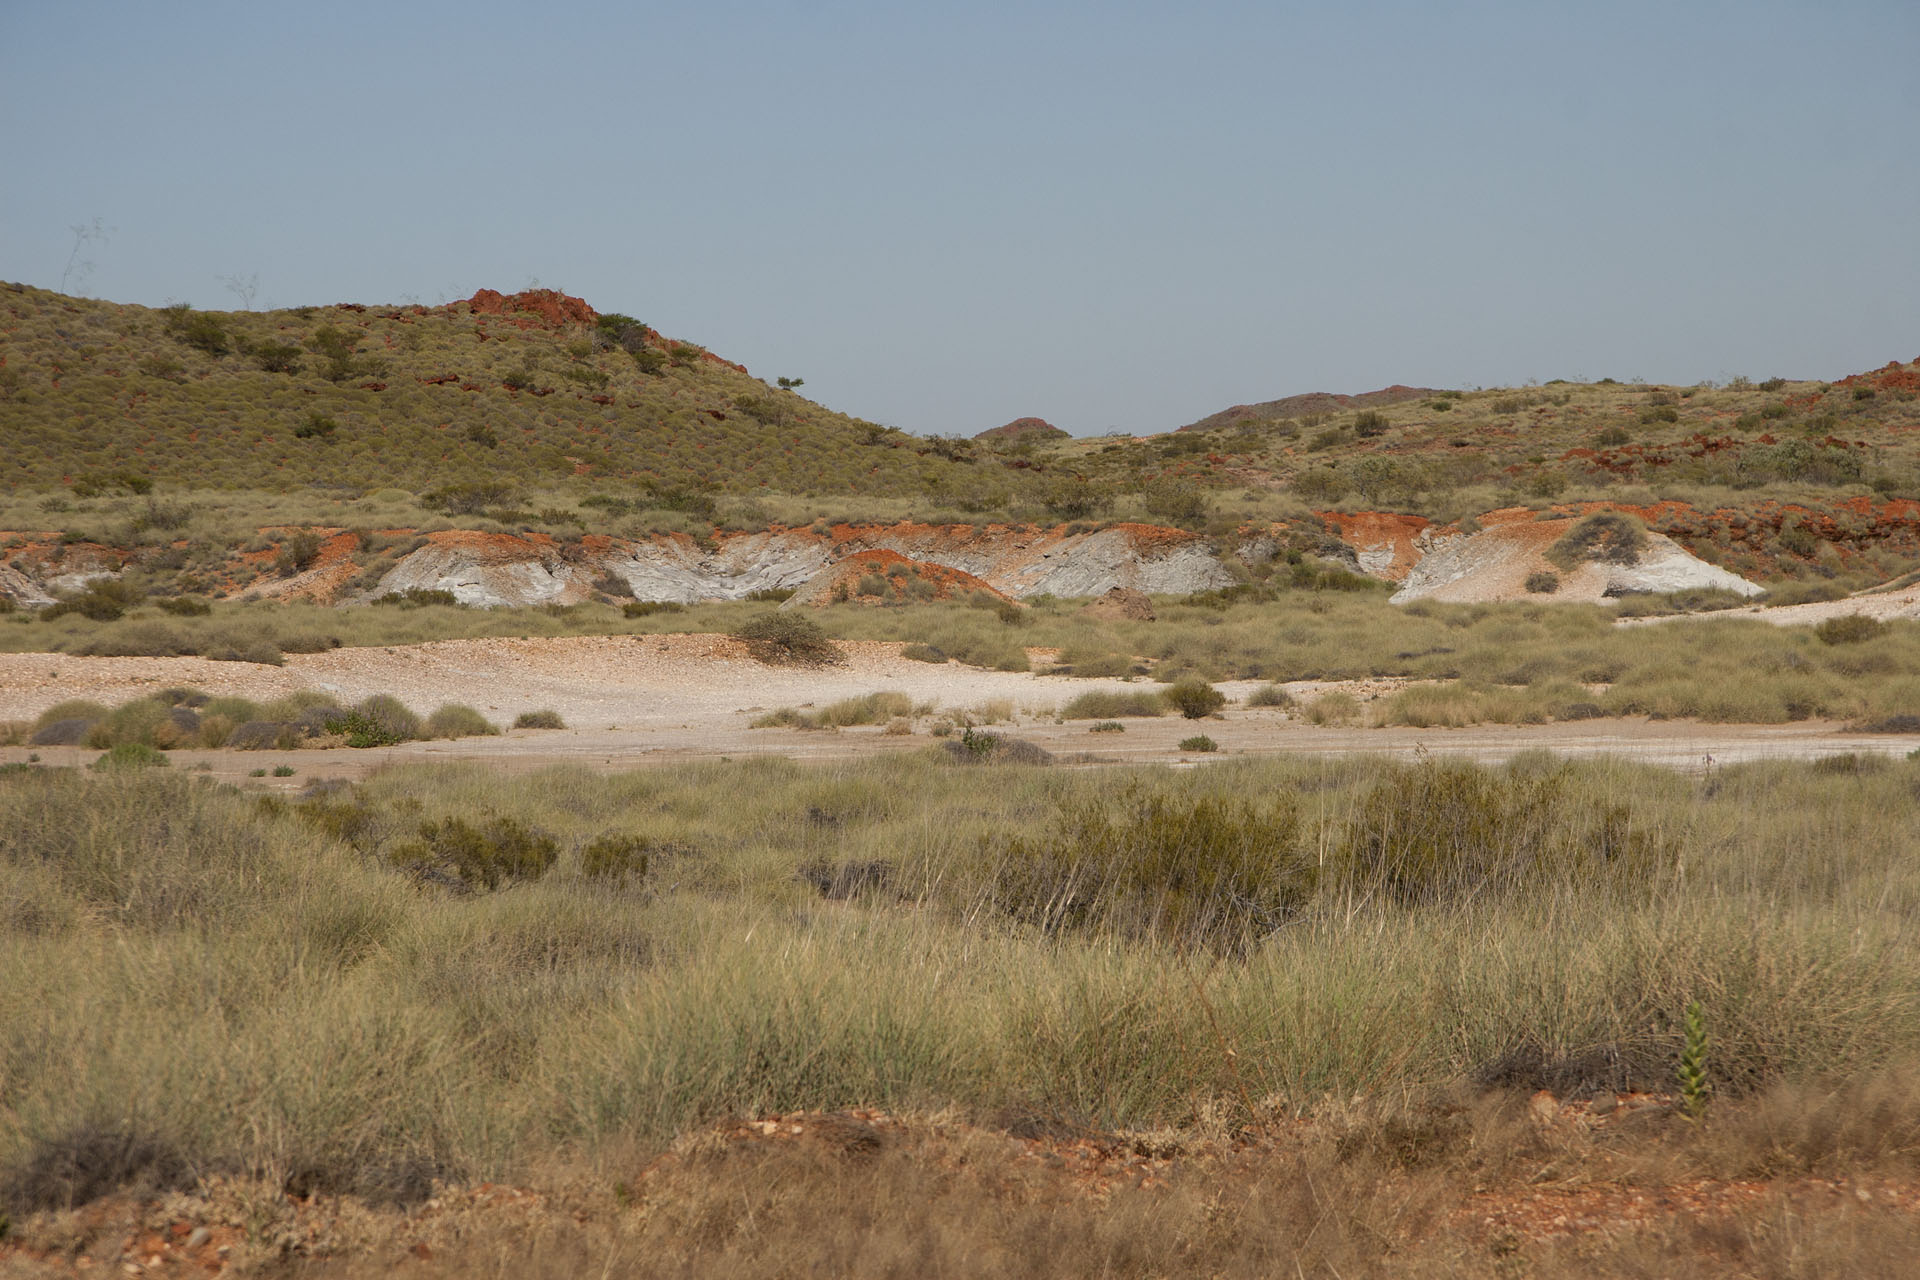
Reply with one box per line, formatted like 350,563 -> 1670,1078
3,749 -> 1919,1224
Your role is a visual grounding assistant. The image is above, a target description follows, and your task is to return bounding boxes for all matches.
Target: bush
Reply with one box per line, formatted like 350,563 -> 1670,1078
1088,721 -> 1125,733
90,743 -> 170,771
1352,410 -> 1389,437
1338,757 -> 1660,905
580,833 -> 654,881
986,785 -> 1313,948
622,600 -> 684,618
423,704 -> 498,739
1816,614 -> 1884,646
513,709 -> 566,730
1060,689 -> 1166,719
901,643 -> 948,664
275,531 -> 323,576
1178,735 -> 1218,752
1546,513 -> 1647,571
327,695 -> 422,748
733,612 -> 840,666
392,814 -> 558,890
1524,570 -> 1560,595
154,596 -> 212,617
1163,679 -> 1226,720
41,578 -> 142,622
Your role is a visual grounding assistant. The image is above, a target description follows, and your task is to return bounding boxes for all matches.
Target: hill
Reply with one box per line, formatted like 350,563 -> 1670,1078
0,282 -> 1065,511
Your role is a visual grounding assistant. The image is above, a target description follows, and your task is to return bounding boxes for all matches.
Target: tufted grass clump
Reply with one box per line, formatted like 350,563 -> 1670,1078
1060,689 -> 1166,719
423,704 -> 498,740
513,709 -> 566,730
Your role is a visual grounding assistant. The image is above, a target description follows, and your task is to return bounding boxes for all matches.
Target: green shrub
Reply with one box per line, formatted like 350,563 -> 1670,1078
1060,689 -> 1166,719
1338,757 -> 1661,905
1524,570 -> 1560,595
622,600 -> 684,618
901,643 -> 948,664
392,814 -> 558,889
1088,721 -> 1125,733
513,709 -> 566,730
274,531 -> 323,576
986,785 -> 1313,948
1546,513 -> 1647,571
90,743 -> 170,771
154,596 -> 212,617
1815,615 -> 1884,646
580,834 -> 653,880
733,612 -> 839,665
1163,679 -> 1226,720
327,695 -> 422,748
41,579 -> 142,622
423,704 -> 498,739
1178,735 -> 1218,752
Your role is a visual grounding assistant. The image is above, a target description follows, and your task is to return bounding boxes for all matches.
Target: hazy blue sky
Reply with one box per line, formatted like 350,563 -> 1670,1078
3,1 -> 1915,436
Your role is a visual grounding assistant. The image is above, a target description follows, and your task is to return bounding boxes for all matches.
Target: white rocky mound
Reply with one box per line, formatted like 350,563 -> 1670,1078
1389,520 -> 1764,605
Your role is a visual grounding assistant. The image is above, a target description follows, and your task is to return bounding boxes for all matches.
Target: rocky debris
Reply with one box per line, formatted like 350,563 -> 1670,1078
1389,519 -> 1764,604
2,538 -> 129,599
463,287 -> 596,329
1081,586 -> 1156,622
975,416 -> 1069,441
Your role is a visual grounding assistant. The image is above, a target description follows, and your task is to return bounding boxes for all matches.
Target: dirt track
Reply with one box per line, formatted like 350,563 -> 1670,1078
4,635 -> 1915,787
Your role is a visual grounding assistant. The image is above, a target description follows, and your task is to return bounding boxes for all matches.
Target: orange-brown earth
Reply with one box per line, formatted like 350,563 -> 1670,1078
6,1099 -> 1917,1277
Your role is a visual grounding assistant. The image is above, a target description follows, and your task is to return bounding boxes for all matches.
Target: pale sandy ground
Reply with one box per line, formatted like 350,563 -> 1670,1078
3,635 -> 1915,790
1620,580 -> 1920,628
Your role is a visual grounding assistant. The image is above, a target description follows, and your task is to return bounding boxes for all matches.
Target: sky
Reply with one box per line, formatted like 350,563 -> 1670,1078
3,1 -> 1916,437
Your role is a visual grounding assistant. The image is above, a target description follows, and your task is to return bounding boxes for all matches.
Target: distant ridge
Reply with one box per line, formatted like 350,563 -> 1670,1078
975,416 -> 1068,442
1178,384 -> 1434,432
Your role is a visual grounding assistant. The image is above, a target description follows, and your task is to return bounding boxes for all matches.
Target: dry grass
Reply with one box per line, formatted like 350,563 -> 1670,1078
3,749 -> 1920,1270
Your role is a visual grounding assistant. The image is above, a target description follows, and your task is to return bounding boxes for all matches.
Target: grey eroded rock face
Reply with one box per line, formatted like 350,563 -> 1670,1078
365,525 -> 1236,608
367,545 -> 589,609
0,564 -> 56,609
600,532 -> 830,604
1389,525 -> 1763,605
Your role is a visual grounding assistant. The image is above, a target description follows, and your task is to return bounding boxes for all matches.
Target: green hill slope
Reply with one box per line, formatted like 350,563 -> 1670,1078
0,283 -> 1043,509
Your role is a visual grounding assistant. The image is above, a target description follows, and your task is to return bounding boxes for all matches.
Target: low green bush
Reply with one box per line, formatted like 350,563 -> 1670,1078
513,709 -> 566,730
391,814 -> 559,890
90,743 -> 170,771
733,612 -> 839,665
985,785 -> 1313,949
1163,679 -> 1226,720
1178,735 -> 1218,752
1338,756 -> 1664,905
